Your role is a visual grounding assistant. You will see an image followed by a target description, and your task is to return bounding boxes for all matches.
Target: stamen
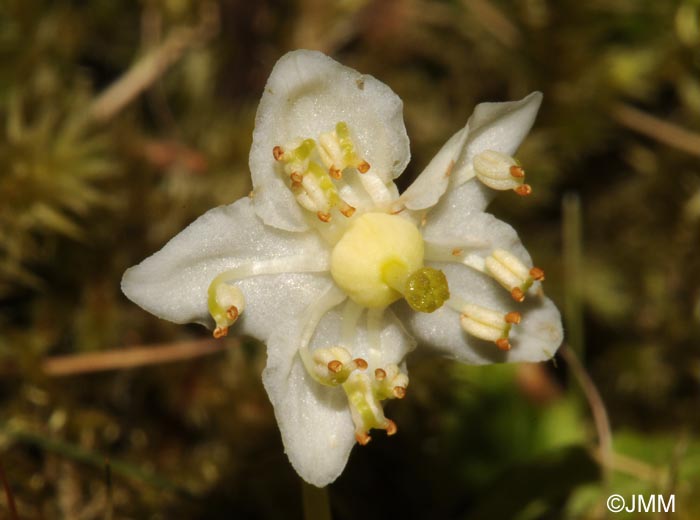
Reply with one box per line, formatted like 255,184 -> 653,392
530,267 -> 545,281
484,249 -> 545,302
342,365 -> 408,447
515,184 -> 532,196
471,150 -> 532,195
207,282 -> 245,339
309,346 -> 367,385
459,302 -> 520,349
328,360 -> 344,373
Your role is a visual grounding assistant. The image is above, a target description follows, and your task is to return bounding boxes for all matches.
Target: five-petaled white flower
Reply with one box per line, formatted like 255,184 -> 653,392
122,50 -> 563,487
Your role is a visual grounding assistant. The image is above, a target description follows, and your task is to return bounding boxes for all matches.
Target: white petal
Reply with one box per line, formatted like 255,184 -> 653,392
420,177 -> 494,235
400,262 -> 562,364
250,50 -> 410,231
453,91 -> 543,185
400,126 -> 468,211
121,197 -> 328,327
263,291 -> 415,486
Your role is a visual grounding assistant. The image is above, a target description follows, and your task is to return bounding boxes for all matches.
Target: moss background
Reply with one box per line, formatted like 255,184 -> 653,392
1,0 -> 700,518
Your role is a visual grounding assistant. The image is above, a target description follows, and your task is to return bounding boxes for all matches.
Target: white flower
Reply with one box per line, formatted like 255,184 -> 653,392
121,50 -> 563,487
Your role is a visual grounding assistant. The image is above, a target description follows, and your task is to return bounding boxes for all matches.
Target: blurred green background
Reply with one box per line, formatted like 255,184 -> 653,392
1,0 -> 700,518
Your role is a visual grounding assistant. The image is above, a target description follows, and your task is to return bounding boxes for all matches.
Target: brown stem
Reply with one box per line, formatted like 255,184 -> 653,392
42,338 -> 233,377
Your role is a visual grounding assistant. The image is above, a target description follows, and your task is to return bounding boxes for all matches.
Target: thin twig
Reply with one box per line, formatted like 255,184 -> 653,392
588,446 -> 661,483
302,480 -> 332,520
0,456 -> 18,520
42,338 -> 233,377
88,1 -> 219,124
611,103 -> 700,158
560,345 -> 613,482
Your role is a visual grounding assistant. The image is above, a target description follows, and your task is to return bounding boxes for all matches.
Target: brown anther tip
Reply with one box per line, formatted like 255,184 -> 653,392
340,205 -> 356,218
452,248 -> 463,257
496,338 -> 511,351
317,211 -> 331,223
327,360 -> 343,373
393,386 -> 406,399
290,172 -> 303,184
226,306 -> 239,321
529,267 -> 545,281
385,419 -> 398,436
213,326 -> 228,339
509,165 -> 525,178
272,146 -> 284,161
353,358 -> 368,370
329,166 -> 342,179
357,161 -> 370,173
505,311 -> 522,324
510,287 -> 526,302
515,184 -> 532,196
356,432 -> 372,446
374,368 -> 386,381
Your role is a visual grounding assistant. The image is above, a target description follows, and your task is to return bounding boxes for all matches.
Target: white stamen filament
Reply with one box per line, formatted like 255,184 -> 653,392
298,285 -> 348,383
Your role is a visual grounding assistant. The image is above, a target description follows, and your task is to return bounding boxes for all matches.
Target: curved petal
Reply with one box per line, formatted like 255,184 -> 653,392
400,126 -> 468,211
399,262 -> 562,364
250,50 -> 410,231
419,177 -> 494,233
121,197 -> 329,327
263,289 -> 415,486
453,92 -> 543,185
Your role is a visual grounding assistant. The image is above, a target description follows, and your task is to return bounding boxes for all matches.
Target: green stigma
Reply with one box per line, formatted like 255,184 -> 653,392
404,267 -> 450,313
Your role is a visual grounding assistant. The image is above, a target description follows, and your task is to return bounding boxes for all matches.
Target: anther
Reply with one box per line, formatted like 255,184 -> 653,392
317,211 -> 331,223
472,150 -> 531,193
505,311 -> 522,324
329,166 -> 342,179
208,281 -> 245,339
226,306 -> 239,321
452,248 -> 463,257
357,161 -> 370,173
356,432 -> 372,446
393,386 -> 406,399
385,419 -> 397,436
496,338 -> 511,351
530,267 -> 545,281
375,368 -> 386,381
290,171 -> 303,184
510,165 -> 525,178
328,360 -> 344,373
339,204 -> 356,218
460,303 -> 520,348
485,249 -> 544,301
272,145 -> 284,161
354,358 -> 368,370
515,184 -> 533,196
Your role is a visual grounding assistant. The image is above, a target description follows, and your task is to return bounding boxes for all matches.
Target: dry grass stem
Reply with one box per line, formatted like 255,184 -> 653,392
88,1 -> 219,123
42,338 -> 233,377
560,345 -> 613,481
612,103 -> 700,158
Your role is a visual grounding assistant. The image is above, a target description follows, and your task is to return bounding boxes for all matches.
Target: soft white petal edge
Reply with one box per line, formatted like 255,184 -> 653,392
250,49 -> 410,232
400,126 -> 468,211
263,286 -> 415,487
121,197 -> 328,327
453,92 -> 543,185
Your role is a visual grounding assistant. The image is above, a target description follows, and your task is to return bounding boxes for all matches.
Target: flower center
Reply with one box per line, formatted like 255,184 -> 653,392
330,212 -> 449,312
